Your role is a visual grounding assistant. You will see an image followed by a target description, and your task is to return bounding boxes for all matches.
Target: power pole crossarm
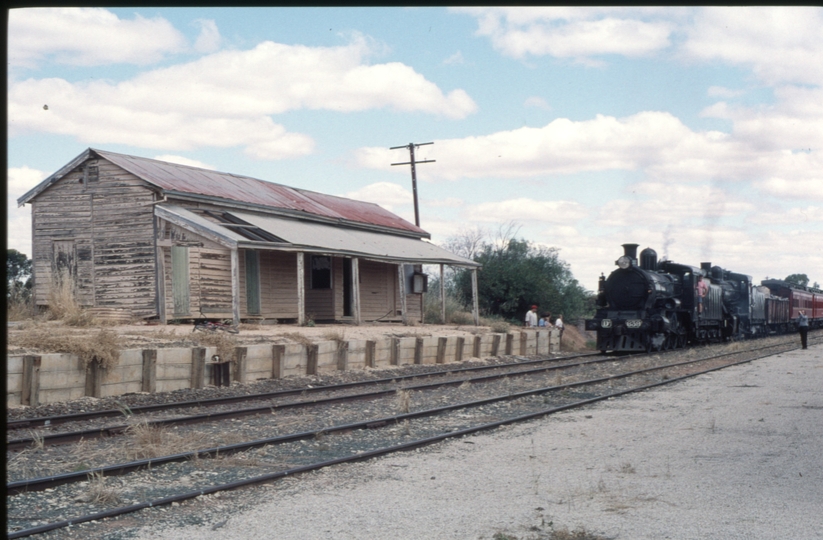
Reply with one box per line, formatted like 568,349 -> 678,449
391,142 -> 435,228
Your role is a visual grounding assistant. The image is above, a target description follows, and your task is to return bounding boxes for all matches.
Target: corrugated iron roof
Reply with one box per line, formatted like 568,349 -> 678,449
93,149 -> 427,237
157,204 -> 479,267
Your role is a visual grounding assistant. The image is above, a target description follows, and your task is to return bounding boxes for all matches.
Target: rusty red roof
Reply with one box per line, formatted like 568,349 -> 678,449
16,148 -> 424,237
91,149 -> 426,236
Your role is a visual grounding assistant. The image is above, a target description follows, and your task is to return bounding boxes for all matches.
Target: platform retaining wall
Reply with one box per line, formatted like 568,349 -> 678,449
7,329 -> 558,407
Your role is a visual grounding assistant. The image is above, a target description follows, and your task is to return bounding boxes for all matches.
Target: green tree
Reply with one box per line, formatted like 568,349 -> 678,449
7,249 -> 33,300
784,273 -> 810,287
452,237 -> 592,323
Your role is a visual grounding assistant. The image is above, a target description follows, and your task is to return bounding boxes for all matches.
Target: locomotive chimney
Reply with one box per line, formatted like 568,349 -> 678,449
622,243 -> 639,261
640,248 -> 658,271
700,262 -> 711,276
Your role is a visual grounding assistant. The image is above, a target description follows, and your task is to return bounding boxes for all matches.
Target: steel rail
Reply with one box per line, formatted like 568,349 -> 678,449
8,340 -> 795,496
8,341 -> 802,540
7,354 -> 615,450
6,352 -> 601,431
7,336 -> 801,450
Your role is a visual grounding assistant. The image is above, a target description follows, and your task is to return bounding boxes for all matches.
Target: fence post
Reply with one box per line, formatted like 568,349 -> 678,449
436,337 -> 448,364
414,338 -> 424,365
491,334 -> 501,356
455,337 -> 465,363
234,346 -> 248,383
365,340 -> 376,368
142,349 -> 157,393
390,337 -> 399,366
307,344 -> 319,375
505,333 -> 514,355
191,348 -> 206,389
473,335 -> 481,358
337,341 -> 349,371
85,361 -> 103,398
272,344 -> 285,378
22,355 -> 41,406
520,332 -> 528,356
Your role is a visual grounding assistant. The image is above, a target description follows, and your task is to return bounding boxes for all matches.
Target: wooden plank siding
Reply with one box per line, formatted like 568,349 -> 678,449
27,154 -> 433,323
29,158 -> 157,315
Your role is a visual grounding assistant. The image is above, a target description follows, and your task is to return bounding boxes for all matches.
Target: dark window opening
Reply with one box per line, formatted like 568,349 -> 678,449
311,255 -> 332,290
343,258 -> 352,316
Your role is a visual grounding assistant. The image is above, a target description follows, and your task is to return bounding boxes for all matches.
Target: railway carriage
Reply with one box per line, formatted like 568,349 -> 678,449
762,279 -> 823,329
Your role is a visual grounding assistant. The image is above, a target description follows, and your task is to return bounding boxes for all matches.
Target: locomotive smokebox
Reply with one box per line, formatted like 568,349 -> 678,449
640,248 -> 658,271
622,243 -> 639,261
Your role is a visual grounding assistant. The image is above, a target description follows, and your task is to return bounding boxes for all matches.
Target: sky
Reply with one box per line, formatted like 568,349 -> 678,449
7,7 -> 823,292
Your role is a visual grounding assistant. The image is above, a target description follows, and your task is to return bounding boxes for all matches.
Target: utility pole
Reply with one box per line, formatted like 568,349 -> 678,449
390,142 -> 435,228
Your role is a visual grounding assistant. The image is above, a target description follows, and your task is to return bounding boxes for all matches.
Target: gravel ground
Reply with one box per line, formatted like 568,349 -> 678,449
113,343 -> 823,540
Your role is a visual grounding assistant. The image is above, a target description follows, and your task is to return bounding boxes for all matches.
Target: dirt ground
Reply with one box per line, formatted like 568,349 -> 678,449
6,319 -> 593,355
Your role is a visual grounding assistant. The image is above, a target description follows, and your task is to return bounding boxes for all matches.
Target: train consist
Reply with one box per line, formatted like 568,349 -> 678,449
586,244 -> 821,353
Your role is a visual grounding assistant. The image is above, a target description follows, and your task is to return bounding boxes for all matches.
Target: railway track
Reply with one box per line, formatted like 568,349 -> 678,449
7,333 -> 818,539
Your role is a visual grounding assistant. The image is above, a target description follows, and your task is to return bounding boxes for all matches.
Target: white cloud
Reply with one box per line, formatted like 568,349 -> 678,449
524,96 -> 551,110
707,86 -> 744,98
443,51 -> 464,65
755,176 -> 823,201
358,111 -> 731,181
343,182 -> 413,211
746,205 -> 823,225
456,7 -> 673,60
8,35 -> 475,159
463,198 -> 588,224
8,8 -> 187,68
193,19 -> 222,54
595,182 -> 756,228
7,167 -> 47,256
683,7 -> 823,86
153,155 -> 216,169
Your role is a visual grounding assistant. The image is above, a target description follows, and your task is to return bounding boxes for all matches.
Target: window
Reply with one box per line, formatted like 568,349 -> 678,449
83,164 -> 100,185
311,255 -> 332,289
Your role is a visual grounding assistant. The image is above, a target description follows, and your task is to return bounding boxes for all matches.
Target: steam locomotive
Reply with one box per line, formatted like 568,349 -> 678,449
585,244 -> 820,353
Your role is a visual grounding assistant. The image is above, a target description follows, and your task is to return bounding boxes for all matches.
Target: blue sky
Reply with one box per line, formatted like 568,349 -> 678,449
7,7 -> 822,291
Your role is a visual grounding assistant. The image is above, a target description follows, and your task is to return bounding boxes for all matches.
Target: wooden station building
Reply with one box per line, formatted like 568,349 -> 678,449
17,148 -> 480,325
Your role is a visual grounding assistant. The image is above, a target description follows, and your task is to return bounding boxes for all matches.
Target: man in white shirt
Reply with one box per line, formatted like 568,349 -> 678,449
524,305 -> 538,327
554,314 -> 565,340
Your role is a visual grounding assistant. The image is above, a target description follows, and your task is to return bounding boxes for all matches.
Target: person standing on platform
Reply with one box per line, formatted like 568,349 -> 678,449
525,305 -> 538,327
798,310 -> 809,349
554,314 -> 565,340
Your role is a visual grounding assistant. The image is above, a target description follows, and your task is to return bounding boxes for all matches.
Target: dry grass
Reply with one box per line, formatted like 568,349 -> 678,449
123,420 -> 218,461
191,331 -> 238,363
395,388 -> 411,413
280,332 -> 316,346
321,329 -> 347,344
45,270 -> 96,326
6,295 -> 34,321
550,526 -> 609,540
8,325 -> 122,369
80,471 -> 122,505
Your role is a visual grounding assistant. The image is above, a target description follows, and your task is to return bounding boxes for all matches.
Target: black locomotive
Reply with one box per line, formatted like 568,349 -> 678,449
585,244 -> 791,353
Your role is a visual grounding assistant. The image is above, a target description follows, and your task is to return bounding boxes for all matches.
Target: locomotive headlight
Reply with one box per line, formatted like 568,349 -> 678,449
617,256 -> 631,269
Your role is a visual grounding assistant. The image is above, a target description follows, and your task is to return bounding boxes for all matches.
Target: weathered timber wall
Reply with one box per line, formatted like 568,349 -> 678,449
7,329 -> 558,407
29,158 -> 158,316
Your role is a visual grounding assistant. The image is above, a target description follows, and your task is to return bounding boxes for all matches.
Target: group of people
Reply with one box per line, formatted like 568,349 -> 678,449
524,305 -> 564,339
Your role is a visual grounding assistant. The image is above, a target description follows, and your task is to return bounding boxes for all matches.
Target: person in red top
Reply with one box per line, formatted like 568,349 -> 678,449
696,275 -> 709,314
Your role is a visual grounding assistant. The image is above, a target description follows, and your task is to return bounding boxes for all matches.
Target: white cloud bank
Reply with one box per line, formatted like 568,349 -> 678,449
8,12 -> 477,160
8,8 -> 188,67
455,7 -> 674,61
